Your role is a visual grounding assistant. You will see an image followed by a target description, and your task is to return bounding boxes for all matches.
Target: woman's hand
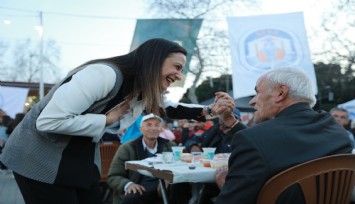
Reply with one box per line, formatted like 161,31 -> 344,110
105,100 -> 130,126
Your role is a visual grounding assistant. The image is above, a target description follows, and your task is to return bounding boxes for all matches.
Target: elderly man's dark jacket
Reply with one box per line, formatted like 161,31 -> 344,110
215,103 -> 353,204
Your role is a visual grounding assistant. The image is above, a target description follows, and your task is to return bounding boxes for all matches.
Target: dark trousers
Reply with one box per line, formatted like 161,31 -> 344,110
121,180 -> 160,204
197,183 -> 220,204
13,172 -> 102,204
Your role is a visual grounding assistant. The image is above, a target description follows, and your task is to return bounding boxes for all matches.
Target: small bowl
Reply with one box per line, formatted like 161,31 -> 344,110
210,158 -> 228,169
181,153 -> 192,163
201,159 -> 211,167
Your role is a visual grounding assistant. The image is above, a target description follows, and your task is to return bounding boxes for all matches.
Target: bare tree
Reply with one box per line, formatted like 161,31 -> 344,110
311,0 -> 355,99
4,38 -> 62,83
0,41 -> 8,59
147,0 -> 261,103
0,41 -> 9,77
313,0 -> 355,73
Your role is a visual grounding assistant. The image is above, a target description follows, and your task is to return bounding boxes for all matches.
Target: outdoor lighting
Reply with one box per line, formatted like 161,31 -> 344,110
34,25 -> 43,37
4,19 -> 11,25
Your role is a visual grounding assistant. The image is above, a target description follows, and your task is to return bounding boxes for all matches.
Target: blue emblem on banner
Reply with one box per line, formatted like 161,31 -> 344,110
239,28 -> 302,71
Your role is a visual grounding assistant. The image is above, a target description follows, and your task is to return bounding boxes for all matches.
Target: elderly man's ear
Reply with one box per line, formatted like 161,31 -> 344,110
275,85 -> 288,102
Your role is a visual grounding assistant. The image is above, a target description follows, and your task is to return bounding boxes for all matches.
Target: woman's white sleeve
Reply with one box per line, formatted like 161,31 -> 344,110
163,95 -> 205,120
36,64 -> 117,141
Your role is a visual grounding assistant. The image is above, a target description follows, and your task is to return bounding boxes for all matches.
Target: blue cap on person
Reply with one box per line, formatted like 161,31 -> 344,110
140,113 -> 163,126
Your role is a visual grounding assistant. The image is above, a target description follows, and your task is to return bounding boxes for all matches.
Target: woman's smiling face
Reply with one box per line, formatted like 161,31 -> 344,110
161,52 -> 186,91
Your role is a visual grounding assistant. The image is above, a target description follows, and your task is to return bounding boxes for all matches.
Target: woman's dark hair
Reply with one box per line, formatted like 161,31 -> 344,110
81,38 -> 187,116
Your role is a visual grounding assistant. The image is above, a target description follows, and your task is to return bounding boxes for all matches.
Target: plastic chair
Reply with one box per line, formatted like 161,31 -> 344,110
99,142 -> 120,202
100,142 -> 120,182
257,154 -> 355,204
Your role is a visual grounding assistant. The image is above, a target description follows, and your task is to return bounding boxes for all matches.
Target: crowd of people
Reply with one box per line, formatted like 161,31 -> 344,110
0,38 -> 354,204
0,110 -> 25,173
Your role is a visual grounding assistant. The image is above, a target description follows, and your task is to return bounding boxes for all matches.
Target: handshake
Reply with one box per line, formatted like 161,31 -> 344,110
205,92 -> 239,130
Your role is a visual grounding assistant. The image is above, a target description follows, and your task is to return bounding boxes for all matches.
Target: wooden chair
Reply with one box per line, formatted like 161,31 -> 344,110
99,142 -> 120,202
257,154 -> 355,204
100,142 -> 120,182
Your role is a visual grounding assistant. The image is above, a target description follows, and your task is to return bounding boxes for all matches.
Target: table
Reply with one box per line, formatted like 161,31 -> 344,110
126,160 -> 216,183
125,160 -> 216,204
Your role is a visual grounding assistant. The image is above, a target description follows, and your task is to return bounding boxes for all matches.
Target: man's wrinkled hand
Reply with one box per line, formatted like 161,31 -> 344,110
214,92 -> 235,122
215,166 -> 229,189
125,183 -> 146,195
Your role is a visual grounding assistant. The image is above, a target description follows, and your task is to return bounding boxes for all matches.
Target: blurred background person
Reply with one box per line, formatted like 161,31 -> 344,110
5,113 -> 25,136
172,119 -> 195,146
186,108 -> 244,154
159,120 -> 176,143
330,107 -> 355,147
0,114 -> 12,173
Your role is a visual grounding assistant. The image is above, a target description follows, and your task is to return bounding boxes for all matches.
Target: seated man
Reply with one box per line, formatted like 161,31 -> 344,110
185,108 -> 246,154
214,67 -> 353,204
330,107 -> 355,147
107,113 -> 172,204
186,105 -> 247,204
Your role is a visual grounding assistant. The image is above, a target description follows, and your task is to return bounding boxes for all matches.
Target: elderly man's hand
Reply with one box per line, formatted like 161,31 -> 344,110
215,166 -> 229,189
213,92 -> 237,125
125,183 -> 146,195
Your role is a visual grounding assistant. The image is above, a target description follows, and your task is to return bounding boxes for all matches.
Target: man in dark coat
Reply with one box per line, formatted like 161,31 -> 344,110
214,67 -> 353,204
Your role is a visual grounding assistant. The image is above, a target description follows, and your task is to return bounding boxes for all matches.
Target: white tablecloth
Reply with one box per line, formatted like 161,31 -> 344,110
126,160 -> 216,183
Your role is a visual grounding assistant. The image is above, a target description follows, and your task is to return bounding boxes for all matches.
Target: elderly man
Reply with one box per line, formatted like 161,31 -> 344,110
107,113 -> 172,204
214,67 -> 353,204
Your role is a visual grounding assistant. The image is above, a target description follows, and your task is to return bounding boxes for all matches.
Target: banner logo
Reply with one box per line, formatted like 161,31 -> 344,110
240,28 -> 303,71
228,13 -> 317,98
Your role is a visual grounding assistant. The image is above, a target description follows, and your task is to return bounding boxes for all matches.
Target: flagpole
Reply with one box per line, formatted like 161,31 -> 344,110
38,11 -> 44,99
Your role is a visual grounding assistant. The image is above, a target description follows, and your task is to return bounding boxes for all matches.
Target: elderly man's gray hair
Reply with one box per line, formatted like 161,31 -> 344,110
263,67 -> 317,107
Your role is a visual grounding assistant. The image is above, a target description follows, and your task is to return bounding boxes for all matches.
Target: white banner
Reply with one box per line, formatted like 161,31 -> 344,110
0,86 -> 29,118
227,12 -> 317,99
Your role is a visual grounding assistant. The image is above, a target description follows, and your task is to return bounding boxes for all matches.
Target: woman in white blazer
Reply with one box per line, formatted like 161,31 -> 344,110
2,38 -> 213,204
